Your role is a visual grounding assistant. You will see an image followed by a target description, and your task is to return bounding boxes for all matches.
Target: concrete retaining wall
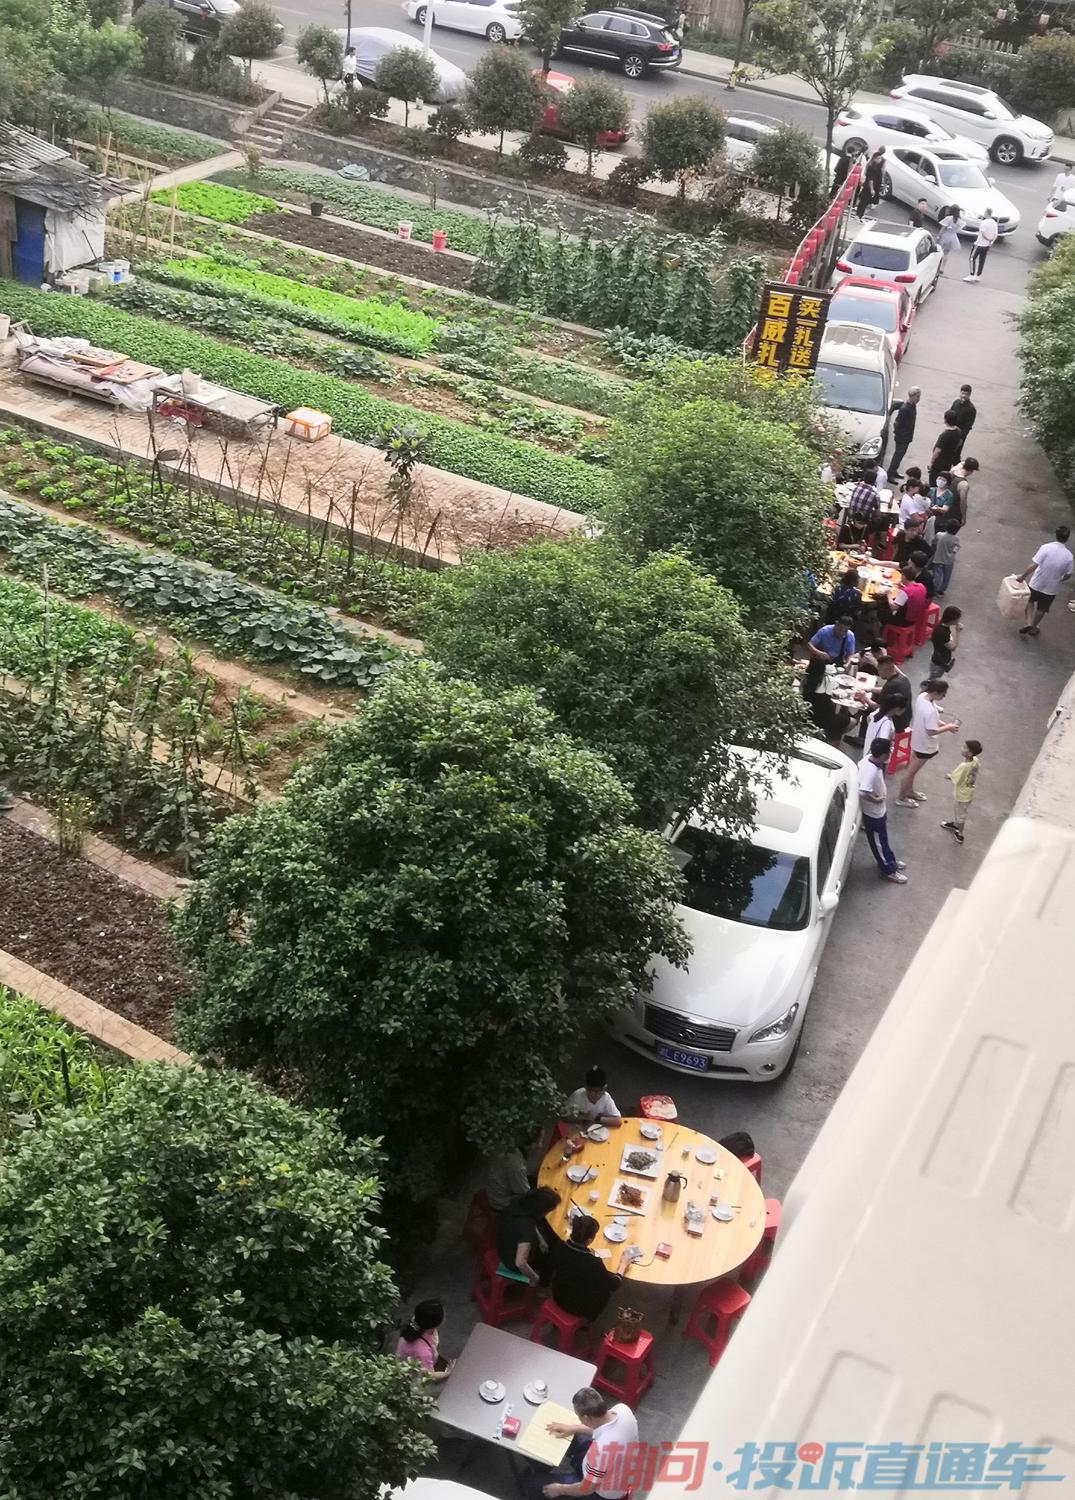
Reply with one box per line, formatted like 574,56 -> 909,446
73,78 -> 280,140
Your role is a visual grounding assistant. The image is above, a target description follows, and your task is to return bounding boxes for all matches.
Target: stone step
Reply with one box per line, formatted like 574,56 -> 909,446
247,127 -> 284,147
272,100 -> 309,120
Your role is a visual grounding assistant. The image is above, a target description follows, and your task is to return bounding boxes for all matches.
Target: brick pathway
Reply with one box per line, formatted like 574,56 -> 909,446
5,798 -> 186,901
0,353 -> 583,570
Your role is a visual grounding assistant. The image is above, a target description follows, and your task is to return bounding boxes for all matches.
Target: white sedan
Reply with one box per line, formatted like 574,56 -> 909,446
608,741 -> 860,1082
1038,189 -> 1075,248
402,0 -> 522,43
833,102 -> 990,166
882,145 -> 1020,235
723,110 -> 837,183
346,27 -> 468,99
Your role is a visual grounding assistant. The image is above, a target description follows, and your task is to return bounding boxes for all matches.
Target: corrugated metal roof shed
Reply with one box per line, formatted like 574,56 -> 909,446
0,122 -> 128,211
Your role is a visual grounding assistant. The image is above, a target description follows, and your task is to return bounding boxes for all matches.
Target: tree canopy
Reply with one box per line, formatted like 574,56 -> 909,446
556,75 -> 631,175
462,46 -> 545,152
607,377 -> 830,630
517,0 -> 579,73
374,44 -> 439,126
421,536 -> 804,825
0,1064 -> 432,1500
642,96 -> 727,198
296,23 -> 343,100
220,0 -> 281,71
173,662 -> 687,1198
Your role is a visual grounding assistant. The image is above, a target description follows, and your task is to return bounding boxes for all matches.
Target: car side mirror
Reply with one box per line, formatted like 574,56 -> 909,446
818,891 -> 840,916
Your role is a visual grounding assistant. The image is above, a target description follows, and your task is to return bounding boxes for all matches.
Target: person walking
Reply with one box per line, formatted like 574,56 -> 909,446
929,412 -> 965,485
857,148 -> 885,216
1017,524 -> 1074,638
938,205 -> 961,271
896,680 -> 961,808
949,384 -> 976,438
833,143 -> 861,193
1051,166 -> 1075,201
928,604 -> 963,679
942,739 -> 982,845
909,197 -> 929,228
964,210 -> 998,283
888,388 -> 920,479
930,525 -> 961,598
859,739 -> 907,883
952,456 -> 978,528
342,45 -> 358,93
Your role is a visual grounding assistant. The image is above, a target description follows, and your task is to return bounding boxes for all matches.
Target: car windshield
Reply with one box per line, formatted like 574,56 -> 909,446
813,362 -> 887,416
938,162 -> 988,189
669,828 -> 811,931
829,292 -> 898,332
846,242 -> 910,272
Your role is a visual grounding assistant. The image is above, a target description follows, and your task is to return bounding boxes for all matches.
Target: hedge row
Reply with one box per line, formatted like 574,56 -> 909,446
0,287 -> 609,513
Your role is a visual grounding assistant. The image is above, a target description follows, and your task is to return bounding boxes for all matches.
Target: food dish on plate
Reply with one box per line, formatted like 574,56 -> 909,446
586,1124 -> 609,1142
623,1147 -> 659,1176
617,1181 -> 645,1208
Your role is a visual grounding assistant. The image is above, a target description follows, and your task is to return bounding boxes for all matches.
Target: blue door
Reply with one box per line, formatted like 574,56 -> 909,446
13,199 -> 46,285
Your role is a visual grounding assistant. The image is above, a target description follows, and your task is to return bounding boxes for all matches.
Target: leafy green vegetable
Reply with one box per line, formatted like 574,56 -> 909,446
151,181 -> 278,223
0,987 -> 113,1153
77,106 -> 227,165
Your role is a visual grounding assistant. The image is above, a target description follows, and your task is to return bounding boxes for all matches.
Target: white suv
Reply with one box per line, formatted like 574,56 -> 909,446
833,220 -> 943,307
889,75 -> 1053,165
608,742 -> 860,1083
1037,189 -> 1075,248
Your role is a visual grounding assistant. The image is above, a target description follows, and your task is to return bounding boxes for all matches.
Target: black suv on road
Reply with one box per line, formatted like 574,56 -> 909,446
555,9 -> 682,78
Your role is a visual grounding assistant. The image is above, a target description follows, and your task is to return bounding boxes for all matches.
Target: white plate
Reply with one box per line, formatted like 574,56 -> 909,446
607,1177 -> 650,1215
639,1122 -> 662,1140
566,1165 -> 593,1184
712,1204 -> 735,1222
619,1144 -> 662,1179
478,1380 -> 506,1403
586,1125 -> 609,1142
604,1223 -> 628,1243
524,1383 -> 549,1405
695,1147 -> 717,1164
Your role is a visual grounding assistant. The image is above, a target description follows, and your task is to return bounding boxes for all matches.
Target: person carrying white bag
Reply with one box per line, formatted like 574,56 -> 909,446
1010,525 -> 1074,639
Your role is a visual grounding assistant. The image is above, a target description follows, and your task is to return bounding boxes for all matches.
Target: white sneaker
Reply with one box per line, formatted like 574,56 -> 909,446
886,872 -> 909,884
912,791 -> 927,802
895,861 -> 907,870
895,797 -> 919,809
963,274 -> 980,283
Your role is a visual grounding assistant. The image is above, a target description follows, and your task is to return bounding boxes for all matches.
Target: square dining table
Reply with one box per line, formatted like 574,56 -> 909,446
435,1323 -> 596,1467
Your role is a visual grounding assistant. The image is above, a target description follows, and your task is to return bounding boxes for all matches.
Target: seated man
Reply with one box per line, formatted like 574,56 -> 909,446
562,1066 -> 622,1128
486,1134 -> 534,1213
548,1214 -> 634,1322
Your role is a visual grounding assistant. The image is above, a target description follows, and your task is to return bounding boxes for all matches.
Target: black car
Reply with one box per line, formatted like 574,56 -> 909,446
555,9 -> 682,78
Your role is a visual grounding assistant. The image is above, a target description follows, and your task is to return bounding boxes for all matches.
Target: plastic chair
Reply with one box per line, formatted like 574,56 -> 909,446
471,1247 -> 538,1328
682,1279 -> 751,1368
874,529 -> 896,563
530,1298 -> 592,1357
886,728 -> 913,775
741,1151 -> 763,1185
881,623 -> 916,664
916,601 -> 942,648
739,1198 -> 782,1286
462,1188 -> 495,1252
593,1329 -> 655,1405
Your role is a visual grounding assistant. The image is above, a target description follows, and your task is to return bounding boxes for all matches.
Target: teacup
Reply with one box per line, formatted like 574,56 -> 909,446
482,1380 -> 499,1395
588,1190 -> 599,1202
533,1380 -> 548,1396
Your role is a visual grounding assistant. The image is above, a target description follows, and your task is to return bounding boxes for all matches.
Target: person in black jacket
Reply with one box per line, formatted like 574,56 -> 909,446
548,1215 -> 635,1322
887,387 -> 920,478
948,383 -> 976,438
833,143 -> 861,192
856,148 -> 886,215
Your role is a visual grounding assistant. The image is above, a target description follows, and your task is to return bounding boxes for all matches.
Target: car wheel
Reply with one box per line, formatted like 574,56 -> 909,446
622,52 -> 646,78
845,136 -> 867,156
881,170 -> 893,200
992,135 -> 1023,166
415,4 -> 428,20
486,21 -> 506,39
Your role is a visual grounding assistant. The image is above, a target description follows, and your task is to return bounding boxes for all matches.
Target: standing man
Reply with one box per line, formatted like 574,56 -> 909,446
833,143 -> 861,192
888,387 -> 920,479
846,653 -> 911,748
949,384 -> 976,439
859,738 -> 908,884
896,680 -> 961,808
342,45 -> 357,93
543,1388 -> 639,1500
952,456 -> 978,529
909,197 -> 929,228
929,410 -> 965,485
964,209 -> 998,283
1017,524 -> 1074,638
857,148 -> 885,217
1051,165 -> 1075,201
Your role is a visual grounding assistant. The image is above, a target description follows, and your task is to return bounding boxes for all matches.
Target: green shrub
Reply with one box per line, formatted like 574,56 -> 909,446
78,105 -> 226,164
0,286 -> 609,511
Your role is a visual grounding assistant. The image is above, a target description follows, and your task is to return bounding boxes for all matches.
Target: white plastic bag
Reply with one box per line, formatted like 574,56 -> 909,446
997,574 -> 1031,621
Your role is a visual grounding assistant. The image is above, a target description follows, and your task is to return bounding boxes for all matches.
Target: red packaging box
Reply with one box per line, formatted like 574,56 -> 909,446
655,1241 -> 673,1259
502,1416 -> 521,1439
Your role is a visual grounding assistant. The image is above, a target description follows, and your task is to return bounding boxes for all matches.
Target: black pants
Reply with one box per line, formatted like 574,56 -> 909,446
888,435 -> 911,476
969,243 -> 990,277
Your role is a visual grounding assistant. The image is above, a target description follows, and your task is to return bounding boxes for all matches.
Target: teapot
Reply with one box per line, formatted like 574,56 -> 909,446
662,1172 -> 687,1204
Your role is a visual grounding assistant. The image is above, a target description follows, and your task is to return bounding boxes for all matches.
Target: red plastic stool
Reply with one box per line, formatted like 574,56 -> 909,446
741,1151 -> 763,1185
471,1247 -> 538,1328
593,1329 -> 655,1405
886,728 -> 913,775
917,601 -> 941,648
882,624 -> 916,664
682,1279 -> 751,1368
462,1188 -> 495,1251
874,529 -> 896,562
739,1198 -> 782,1285
530,1298 -> 592,1357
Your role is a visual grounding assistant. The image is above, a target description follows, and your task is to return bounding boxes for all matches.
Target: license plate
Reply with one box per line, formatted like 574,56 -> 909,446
657,1043 -> 709,1072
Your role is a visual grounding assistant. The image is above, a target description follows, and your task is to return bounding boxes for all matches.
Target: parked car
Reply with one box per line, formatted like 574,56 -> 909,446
555,9 -> 681,78
833,102 -> 989,166
723,110 -> 836,183
832,220 -> 943,307
540,69 -> 629,147
1037,189 -> 1075,248
828,275 -> 914,362
889,75 -> 1053,165
812,320 -> 897,461
881,146 -> 1020,236
608,741 -> 860,1082
403,0 -> 522,43
136,0 -> 268,41
347,27 -> 467,99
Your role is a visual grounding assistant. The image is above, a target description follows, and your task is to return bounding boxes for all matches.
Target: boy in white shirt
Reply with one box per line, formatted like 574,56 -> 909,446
562,1066 -> 622,1128
858,739 -> 907,883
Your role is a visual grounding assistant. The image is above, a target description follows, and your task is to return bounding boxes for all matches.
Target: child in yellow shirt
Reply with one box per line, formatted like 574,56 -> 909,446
942,739 -> 982,844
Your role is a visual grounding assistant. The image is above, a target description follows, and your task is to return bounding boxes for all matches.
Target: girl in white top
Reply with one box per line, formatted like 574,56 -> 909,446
896,683 -> 961,806
938,207 -> 961,267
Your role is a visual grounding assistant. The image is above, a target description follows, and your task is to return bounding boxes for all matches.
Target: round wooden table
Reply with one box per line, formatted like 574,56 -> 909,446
536,1118 -> 765,1287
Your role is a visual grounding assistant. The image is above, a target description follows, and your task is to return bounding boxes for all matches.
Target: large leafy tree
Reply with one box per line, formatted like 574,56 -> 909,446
607,378 -> 830,631
374,44 -> 439,127
1018,238 -> 1075,495
556,75 -> 631,176
463,46 -> 545,153
749,120 -> 822,222
131,0 -> 184,81
517,0 -> 579,74
0,1065 -> 432,1500
66,18 -> 142,109
892,0 -> 991,73
296,23 -> 343,102
173,662 -> 686,1197
642,96 -> 726,199
754,0 -> 895,180
421,537 -> 804,826
220,0 -> 281,72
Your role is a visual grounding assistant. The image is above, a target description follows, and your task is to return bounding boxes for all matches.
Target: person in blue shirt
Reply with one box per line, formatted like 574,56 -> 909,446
802,616 -> 856,701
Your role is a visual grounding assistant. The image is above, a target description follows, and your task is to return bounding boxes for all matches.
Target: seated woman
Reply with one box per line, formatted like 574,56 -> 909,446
496,1185 -> 560,1287
395,1298 -> 454,1382
825,569 -> 862,625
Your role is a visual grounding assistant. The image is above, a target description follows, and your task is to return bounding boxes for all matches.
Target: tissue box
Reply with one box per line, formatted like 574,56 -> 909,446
502,1416 -> 521,1439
